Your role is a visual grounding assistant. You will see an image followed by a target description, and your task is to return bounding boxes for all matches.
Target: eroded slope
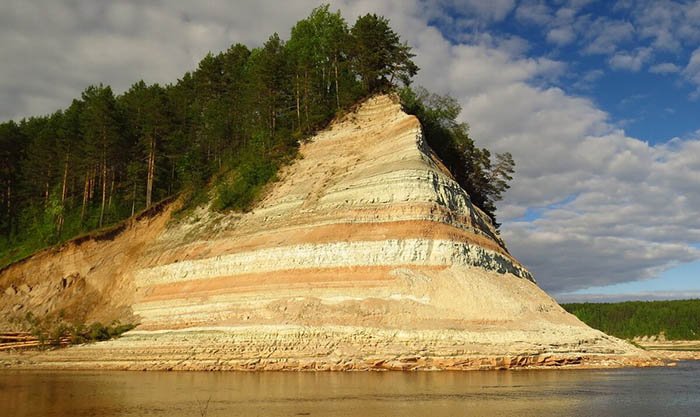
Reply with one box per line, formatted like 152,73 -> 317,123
0,95 -> 653,370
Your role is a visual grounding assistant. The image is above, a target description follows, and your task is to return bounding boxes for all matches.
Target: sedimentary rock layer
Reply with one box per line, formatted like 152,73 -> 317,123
0,95 -> 652,370
130,95 -> 533,330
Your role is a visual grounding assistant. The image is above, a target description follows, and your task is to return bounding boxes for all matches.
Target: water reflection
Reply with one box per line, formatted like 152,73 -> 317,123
2,362 -> 699,416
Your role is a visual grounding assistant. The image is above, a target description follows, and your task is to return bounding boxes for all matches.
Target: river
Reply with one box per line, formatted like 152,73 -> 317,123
2,361 -> 699,416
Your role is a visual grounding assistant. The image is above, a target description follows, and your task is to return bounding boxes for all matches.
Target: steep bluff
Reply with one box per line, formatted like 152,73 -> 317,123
0,95 -> 653,370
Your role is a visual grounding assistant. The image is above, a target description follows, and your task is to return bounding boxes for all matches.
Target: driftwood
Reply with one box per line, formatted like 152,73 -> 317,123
0,332 -> 71,350
0,335 -> 37,341
0,341 -> 40,350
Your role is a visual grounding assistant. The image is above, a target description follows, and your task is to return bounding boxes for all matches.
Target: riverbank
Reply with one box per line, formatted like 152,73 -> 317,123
637,340 -> 700,361
0,351 -> 664,371
0,326 -> 666,372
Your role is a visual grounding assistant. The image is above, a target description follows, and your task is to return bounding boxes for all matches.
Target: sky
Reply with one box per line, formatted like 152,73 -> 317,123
1,0 -> 699,301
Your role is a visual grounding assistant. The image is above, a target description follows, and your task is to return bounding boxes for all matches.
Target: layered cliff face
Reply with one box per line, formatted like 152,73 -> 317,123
0,95 -> 652,370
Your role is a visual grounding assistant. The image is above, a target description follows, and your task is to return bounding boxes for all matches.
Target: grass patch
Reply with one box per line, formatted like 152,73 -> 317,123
24,312 -> 137,348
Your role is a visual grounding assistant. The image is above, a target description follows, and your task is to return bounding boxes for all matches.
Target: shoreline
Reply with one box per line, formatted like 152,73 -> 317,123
0,350 -> 668,372
0,324 -> 679,372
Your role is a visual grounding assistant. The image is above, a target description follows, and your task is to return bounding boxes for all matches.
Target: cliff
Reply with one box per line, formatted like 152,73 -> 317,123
0,95 -> 655,370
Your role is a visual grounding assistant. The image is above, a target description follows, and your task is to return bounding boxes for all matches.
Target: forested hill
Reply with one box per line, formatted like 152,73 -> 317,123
0,5 -> 515,268
562,299 -> 700,340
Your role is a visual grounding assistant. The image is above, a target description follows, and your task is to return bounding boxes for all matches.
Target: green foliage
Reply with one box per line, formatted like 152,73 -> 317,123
562,299 -> 700,340
351,14 -> 418,91
213,152 -> 280,212
400,86 -> 515,227
22,312 -> 137,347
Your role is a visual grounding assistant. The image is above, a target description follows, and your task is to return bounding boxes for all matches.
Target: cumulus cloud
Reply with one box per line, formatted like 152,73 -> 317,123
515,0 -> 552,26
443,0 -> 516,22
507,0 -> 699,87
650,62 -> 682,74
627,0 -> 699,52
583,18 -> 636,55
571,69 -> 604,91
1,0 -> 699,295
608,47 -> 653,71
546,27 -> 576,45
683,47 -> 700,96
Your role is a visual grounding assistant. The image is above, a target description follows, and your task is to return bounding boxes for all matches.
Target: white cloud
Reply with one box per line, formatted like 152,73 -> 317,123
649,62 -> 681,74
583,18 -> 635,54
608,47 -> 652,71
633,0 -> 690,52
571,69 -> 604,91
683,47 -> 700,96
426,0 -> 516,33
613,0 -> 700,55
515,0 -> 552,25
546,27 -> 576,45
445,0 -> 516,22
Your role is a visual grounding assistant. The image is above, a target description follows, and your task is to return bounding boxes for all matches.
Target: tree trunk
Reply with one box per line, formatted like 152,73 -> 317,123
169,162 -> 175,195
146,136 -> 155,208
296,73 -> 301,126
6,184 -> 11,236
88,166 -> 95,201
271,91 -> 276,145
108,168 -> 115,209
44,165 -> 50,207
60,158 -> 69,204
131,181 -> 136,217
69,175 -> 75,209
81,169 -> 89,222
304,69 -> 309,126
58,157 -> 69,236
334,55 -> 340,109
99,151 -> 107,228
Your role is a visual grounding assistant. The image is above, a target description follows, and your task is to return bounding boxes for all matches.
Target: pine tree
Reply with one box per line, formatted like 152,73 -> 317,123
121,81 -> 172,209
0,121 -> 24,237
80,84 -> 121,227
350,14 -> 418,92
249,34 -> 289,148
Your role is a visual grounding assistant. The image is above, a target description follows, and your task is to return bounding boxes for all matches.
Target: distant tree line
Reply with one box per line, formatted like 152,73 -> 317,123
0,5 -> 513,267
562,299 -> 700,340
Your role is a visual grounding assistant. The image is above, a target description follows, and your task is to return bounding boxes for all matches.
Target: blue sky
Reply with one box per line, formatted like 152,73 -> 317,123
435,1 -> 700,145
0,0 -> 698,301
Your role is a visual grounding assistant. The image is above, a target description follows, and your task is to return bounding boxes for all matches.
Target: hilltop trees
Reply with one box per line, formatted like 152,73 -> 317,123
0,4 -> 513,267
288,5 -> 352,131
351,14 -> 418,92
79,85 -> 122,227
400,87 -> 515,227
0,121 -> 23,237
121,81 -> 172,209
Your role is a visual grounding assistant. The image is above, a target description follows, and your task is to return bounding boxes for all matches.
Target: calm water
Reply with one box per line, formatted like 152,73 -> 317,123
2,361 -> 700,417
